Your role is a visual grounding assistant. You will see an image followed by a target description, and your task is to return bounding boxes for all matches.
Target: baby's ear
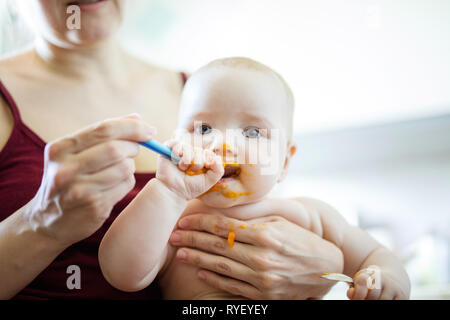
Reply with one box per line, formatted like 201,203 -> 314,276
277,141 -> 297,183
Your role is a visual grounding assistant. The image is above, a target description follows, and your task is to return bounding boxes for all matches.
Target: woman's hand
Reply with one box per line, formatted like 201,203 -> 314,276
24,114 -> 156,247
169,213 -> 345,299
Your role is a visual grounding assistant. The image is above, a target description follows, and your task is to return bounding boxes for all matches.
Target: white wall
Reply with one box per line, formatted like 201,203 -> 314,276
119,0 -> 450,133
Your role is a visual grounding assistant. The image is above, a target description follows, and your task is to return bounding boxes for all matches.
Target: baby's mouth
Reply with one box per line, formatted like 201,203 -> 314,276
221,162 -> 241,180
68,0 -> 106,4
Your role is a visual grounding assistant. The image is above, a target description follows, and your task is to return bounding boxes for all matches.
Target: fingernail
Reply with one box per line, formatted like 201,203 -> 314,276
179,218 -> 189,229
177,249 -> 187,260
170,232 -> 181,243
198,271 -> 206,280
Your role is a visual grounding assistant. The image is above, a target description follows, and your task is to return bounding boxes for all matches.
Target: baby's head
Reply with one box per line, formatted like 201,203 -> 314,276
177,57 -> 296,208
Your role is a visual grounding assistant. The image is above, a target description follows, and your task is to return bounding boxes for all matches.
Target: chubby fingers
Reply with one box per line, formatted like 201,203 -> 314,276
204,150 -> 223,176
171,143 -> 223,177
348,268 -> 382,300
172,142 -> 194,171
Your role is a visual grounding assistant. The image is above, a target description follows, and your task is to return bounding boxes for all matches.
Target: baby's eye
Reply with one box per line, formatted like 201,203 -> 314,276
243,127 -> 261,138
194,124 -> 212,135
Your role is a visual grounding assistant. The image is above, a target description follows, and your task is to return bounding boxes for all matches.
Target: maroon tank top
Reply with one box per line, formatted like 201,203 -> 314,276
0,72 -> 188,299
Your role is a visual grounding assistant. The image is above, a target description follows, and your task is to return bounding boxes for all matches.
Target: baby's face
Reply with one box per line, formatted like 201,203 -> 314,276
177,67 -> 294,208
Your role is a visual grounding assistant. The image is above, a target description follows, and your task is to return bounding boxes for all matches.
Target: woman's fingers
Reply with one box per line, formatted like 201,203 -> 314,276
174,247 -> 259,287
170,229 -> 255,265
171,228 -> 287,276
81,158 -> 136,190
104,173 -> 136,210
58,163 -> 136,211
196,270 -> 263,300
72,140 -> 139,174
173,234 -> 289,297
55,115 -> 156,155
177,213 -> 282,249
178,214 -> 242,238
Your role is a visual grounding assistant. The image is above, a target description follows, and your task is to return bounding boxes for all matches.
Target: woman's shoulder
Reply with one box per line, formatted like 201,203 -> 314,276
0,49 -> 37,153
0,49 -> 35,75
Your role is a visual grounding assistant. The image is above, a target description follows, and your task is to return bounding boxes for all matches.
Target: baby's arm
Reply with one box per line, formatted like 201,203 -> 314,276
253,197 -> 409,299
294,197 -> 410,299
343,238 -> 411,300
98,144 -> 223,292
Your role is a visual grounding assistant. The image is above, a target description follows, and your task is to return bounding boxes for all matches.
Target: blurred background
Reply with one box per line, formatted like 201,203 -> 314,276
1,0 -> 449,299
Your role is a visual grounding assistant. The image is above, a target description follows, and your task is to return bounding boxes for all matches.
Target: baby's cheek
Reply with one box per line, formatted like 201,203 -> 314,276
241,166 -> 278,196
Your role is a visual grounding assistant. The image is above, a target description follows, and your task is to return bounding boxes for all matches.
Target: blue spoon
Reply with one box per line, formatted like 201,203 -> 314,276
138,139 -> 180,164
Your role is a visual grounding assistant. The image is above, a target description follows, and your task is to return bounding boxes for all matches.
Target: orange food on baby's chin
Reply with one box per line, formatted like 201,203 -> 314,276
206,184 -> 251,200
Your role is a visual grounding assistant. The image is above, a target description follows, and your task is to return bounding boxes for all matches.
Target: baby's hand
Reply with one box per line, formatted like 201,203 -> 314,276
156,141 -> 224,200
347,266 -> 407,300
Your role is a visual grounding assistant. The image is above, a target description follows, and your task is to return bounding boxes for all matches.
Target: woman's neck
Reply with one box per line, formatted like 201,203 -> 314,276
33,37 -> 130,84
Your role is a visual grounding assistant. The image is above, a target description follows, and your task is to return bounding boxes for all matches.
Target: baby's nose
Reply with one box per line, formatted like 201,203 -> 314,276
213,143 -> 236,159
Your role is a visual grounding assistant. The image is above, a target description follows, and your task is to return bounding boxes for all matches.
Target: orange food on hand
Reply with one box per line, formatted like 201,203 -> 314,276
185,168 -> 207,176
227,228 -> 235,250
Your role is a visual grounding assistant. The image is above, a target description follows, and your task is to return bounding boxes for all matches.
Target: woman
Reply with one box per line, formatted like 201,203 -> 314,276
0,0 -> 343,299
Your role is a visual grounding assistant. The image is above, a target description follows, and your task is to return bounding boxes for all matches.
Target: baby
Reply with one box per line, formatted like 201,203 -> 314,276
99,57 -> 410,300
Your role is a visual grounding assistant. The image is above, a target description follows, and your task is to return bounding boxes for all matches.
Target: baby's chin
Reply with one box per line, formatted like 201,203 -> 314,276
198,191 -> 252,208
198,173 -> 277,208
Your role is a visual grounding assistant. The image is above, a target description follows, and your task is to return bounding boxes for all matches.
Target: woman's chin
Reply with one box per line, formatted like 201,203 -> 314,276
65,24 -> 118,46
